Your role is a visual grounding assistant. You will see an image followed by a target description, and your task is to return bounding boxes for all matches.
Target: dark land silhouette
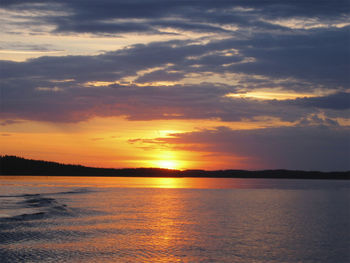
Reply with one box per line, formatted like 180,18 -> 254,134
0,155 -> 349,180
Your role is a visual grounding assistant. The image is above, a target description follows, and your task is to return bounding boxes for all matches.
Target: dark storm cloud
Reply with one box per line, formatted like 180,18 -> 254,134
153,126 -> 350,171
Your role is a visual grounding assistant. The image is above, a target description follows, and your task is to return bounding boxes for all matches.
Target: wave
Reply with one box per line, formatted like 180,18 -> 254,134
0,188 -> 93,199
0,191 -> 79,222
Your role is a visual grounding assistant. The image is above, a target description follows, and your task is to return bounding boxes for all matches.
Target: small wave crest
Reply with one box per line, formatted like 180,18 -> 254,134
50,188 -> 93,195
0,193 -> 70,222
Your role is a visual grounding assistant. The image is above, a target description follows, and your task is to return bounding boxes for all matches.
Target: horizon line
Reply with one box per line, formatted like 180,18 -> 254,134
1,155 -> 349,174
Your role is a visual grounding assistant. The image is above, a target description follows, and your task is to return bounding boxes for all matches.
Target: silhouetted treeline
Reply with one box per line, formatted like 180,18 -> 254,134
1,155 -> 349,180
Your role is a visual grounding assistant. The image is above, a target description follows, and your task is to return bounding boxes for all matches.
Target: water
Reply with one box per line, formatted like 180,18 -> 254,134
0,176 -> 349,263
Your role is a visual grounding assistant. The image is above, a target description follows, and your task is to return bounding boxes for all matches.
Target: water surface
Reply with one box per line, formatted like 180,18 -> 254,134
1,176 -> 349,262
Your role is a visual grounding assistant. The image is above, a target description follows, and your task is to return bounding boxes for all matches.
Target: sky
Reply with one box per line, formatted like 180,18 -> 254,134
0,0 -> 349,171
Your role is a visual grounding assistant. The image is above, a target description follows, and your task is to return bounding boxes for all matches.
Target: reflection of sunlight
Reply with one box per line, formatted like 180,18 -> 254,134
154,178 -> 180,188
146,188 -> 187,262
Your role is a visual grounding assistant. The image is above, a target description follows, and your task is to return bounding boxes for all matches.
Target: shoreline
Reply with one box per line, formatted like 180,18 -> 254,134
1,156 -> 349,180
1,174 -> 349,180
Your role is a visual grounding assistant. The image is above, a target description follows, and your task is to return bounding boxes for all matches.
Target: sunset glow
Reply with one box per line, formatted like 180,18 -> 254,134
1,3 -> 349,263
156,160 -> 179,170
0,1 -> 349,171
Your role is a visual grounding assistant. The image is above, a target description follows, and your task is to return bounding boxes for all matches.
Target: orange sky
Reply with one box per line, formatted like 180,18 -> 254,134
0,117 -> 274,170
1,1 -> 349,171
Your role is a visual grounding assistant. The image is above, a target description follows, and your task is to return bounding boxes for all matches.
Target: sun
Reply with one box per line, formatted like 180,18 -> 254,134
157,160 -> 178,170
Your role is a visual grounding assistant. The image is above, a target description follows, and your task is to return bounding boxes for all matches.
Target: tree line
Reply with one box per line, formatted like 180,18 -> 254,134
1,155 -> 349,179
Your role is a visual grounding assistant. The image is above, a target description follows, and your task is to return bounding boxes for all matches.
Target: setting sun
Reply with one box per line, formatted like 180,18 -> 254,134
157,160 -> 178,170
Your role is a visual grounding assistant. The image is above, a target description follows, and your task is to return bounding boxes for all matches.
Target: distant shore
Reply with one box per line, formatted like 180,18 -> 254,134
1,155 -> 349,180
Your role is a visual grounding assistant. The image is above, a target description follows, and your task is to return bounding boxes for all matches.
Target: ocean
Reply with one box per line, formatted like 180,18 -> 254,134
0,176 -> 349,262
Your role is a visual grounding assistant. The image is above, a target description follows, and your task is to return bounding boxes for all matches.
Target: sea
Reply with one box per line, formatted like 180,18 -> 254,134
0,176 -> 349,263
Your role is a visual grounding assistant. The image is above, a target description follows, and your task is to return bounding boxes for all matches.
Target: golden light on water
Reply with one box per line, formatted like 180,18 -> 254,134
153,178 -> 181,188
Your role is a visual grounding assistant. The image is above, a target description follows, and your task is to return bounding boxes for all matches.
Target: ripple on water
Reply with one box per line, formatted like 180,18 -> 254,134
1,180 -> 350,263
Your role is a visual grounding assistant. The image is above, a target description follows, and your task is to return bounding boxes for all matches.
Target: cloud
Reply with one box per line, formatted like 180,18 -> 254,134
1,1 -> 349,87
1,27 -> 348,85
226,26 -> 350,87
136,70 -> 185,83
53,21 -> 156,34
0,40 -> 210,82
2,75 -> 348,124
0,119 -> 22,126
0,2 -> 349,125
2,0 -> 349,35
278,92 -> 350,110
0,33 -> 349,124
154,126 -> 350,171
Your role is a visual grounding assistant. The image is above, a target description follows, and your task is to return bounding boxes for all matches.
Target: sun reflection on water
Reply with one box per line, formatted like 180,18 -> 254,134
152,178 -> 181,188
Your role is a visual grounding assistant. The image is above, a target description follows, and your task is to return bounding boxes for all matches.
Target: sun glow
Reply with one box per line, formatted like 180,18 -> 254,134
152,151 -> 183,170
157,160 -> 179,170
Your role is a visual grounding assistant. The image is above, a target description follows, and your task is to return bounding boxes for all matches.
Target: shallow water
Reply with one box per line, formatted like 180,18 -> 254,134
0,176 -> 349,262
